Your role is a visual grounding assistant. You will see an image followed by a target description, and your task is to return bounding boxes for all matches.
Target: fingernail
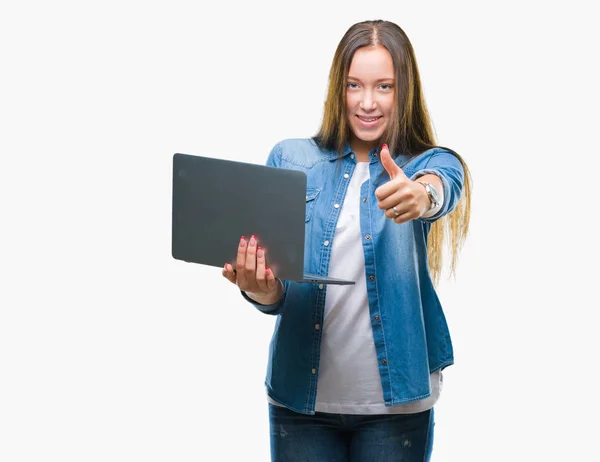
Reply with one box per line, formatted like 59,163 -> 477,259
240,237 -> 246,247
249,235 -> 256,246
224,263 -> 228,270
382,144 -> 388,150
266,268 -> 271,274
257,248 -> 264,258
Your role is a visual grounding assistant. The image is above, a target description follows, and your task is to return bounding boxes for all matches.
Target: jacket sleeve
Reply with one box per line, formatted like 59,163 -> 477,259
239,141 -> 289,315
240,279 -> 289,316
266,141 -> 283,168
410,150 -> 465,223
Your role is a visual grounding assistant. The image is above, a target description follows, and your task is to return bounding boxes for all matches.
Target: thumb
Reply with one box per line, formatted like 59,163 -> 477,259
380,144 -> 403,180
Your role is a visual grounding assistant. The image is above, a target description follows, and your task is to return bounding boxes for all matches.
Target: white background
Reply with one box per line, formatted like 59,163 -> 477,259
1,1 -> 599,460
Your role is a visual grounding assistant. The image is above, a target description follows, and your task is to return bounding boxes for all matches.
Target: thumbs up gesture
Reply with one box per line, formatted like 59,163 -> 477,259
375,144 -> 429,224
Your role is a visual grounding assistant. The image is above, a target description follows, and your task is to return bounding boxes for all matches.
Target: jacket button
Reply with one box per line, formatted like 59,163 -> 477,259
311,368 -> 317,374
318,284 -> 324,290
344,173 -> 349,179
381,359 -> 387,365
369,275 -> 375,281
365,234 -> 371,240
374,315 -> 380,322
315,324 -> 320,330
324,240 -> 330,246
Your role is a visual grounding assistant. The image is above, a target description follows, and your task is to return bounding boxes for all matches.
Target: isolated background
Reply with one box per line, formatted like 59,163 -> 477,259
1,0 -> 598,460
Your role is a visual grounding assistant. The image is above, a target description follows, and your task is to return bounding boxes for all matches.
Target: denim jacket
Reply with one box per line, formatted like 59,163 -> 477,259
242,138 -> 465,415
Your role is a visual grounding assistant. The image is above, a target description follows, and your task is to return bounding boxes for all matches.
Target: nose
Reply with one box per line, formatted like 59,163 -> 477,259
359,89 -> 377,112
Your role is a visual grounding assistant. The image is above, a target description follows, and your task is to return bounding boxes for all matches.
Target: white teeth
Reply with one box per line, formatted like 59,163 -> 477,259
359,116 -> 379,122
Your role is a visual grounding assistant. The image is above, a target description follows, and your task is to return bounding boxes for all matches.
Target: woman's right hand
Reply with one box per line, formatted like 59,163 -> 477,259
222,235 -> 284,305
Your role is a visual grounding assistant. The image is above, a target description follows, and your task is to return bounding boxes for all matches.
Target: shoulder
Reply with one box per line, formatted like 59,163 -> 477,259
271,138 -> 333,169
400,147 -> 463,173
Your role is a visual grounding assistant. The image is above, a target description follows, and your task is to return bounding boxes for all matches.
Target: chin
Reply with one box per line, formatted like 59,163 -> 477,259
353,128 -> 385,143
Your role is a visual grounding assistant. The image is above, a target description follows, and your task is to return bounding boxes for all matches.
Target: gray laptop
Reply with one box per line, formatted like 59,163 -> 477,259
171,153 -> 354,285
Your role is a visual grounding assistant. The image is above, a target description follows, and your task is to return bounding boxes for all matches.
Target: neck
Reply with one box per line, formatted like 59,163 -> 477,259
349,136 -> 378,161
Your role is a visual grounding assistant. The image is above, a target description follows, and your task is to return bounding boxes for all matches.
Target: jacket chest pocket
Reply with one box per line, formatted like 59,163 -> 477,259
305,188 -> 320,222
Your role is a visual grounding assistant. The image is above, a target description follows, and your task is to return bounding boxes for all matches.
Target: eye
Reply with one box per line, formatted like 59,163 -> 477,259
379,84 -> 393,91
347,82 -> 359,89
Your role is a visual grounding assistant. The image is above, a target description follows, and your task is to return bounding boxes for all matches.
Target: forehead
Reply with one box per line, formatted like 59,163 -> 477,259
348,45 -> 394,79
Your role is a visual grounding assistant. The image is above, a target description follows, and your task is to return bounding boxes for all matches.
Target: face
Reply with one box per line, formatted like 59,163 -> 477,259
346,45 -> 395,154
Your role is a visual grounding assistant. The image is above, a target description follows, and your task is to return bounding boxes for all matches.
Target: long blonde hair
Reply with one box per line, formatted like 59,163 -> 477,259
314,19 -> 472,285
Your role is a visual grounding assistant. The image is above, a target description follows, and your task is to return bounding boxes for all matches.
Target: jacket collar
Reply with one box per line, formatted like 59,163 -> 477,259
323,140 -> 366,161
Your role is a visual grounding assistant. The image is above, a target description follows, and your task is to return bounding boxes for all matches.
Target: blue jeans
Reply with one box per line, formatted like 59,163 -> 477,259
268,404 -> 434,462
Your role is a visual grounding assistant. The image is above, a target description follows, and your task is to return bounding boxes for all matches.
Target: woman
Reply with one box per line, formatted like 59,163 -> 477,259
222,19 -> 471,462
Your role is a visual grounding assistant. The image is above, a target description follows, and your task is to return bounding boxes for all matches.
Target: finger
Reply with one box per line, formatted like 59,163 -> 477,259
393,210 -> 419,224
236,236 -> 248,288
380,144 -> 404,180
375,182 -> 395,202
377,190 -> 404,211
244,234 -> 258,284
265,268 -> 278,290
386,205 -> 412,220
382,193 -> 418,218
382,187 -> 422,217
378,182 -> 422,211
222,263 -> 237,284
385,204 -> 404,220
255,246 -> 269,292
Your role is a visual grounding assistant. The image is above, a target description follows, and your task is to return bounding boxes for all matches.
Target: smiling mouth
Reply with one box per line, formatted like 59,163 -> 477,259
356,116 -> 382,122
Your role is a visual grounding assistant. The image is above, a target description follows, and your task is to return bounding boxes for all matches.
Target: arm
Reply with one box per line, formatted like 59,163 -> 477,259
376,145 -> 463,224
410,150 -> 465,223
412,173 -> 444,219
222,142 -> 289,315
240,279 -> 288,315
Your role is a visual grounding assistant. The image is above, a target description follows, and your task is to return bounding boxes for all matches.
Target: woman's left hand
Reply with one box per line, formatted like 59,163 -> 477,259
375,144 -> 430,224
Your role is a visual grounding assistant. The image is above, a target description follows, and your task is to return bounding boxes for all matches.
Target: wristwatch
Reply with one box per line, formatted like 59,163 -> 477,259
416,181 -> 441,211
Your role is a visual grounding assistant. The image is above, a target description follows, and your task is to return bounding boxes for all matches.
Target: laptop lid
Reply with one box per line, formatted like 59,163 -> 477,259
172,153 -> 309,281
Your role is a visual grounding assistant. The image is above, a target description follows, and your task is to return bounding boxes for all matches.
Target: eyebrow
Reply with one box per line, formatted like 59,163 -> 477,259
347,76 -> 395,83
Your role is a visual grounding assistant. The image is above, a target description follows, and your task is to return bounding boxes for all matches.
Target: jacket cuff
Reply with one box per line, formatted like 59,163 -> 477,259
240,280 -> 288,315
